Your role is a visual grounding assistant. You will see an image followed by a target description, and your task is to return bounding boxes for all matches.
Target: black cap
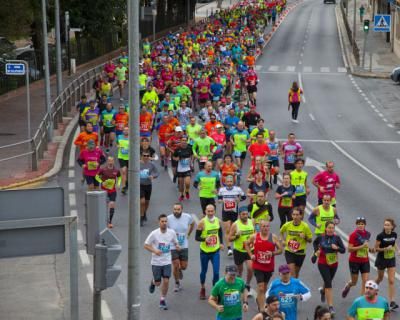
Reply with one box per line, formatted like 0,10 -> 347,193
225,265 -> 238,275
266,295 -> 279,304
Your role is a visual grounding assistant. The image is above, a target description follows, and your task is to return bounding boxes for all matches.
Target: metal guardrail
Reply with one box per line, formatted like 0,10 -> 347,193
0,19 -> 210,173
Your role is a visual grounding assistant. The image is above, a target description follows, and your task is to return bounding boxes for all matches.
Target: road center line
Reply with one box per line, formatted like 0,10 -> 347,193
308,113 -> 315,121
69,127 -> 79,168
79,250 -> 91,266
69,193 -> 77,207
297,72 -> 306,103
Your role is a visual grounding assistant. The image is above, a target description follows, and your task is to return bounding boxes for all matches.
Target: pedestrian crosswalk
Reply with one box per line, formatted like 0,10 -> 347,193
255,65 -> 348,74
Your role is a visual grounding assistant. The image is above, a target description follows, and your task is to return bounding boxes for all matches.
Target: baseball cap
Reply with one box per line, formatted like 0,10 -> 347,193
238,206 -> 248,214
216,123 -> 223,129
278,264 -> 290,274
365,280 -> 378,290
356,216 -> 367,224
175,126 -> 183,132
225,265 -> 238,275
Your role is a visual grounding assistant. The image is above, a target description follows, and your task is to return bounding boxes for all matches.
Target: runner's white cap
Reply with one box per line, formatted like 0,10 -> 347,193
365,280 -> 379,290
175,126 -> 183,132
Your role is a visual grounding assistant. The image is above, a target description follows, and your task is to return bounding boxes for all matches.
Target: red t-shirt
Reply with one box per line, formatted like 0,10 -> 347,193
349,229 -> 370,263
313,171 -> 341,199
249,143 -> 270,159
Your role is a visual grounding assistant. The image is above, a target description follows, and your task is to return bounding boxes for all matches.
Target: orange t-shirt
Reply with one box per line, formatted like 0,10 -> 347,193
204,121 -> 223,136
220,163 -> 238,184
115,113 -> 129,132
74,132 -> 99,151
158,123 -> 174,143
139,112 -> 153,133
167,117 -> 180,129
245,55 -> 255,67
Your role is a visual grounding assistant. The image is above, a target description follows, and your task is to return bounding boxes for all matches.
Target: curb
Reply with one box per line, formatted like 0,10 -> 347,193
335,6 -> 391,79
0,115 -> 78,190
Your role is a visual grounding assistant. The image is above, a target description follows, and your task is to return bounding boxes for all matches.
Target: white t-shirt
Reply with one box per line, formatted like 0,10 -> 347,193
144,228 -> 178,266
167,213 -> 194,249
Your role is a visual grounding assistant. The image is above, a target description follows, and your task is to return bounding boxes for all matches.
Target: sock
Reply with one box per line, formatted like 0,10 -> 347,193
109,208 -> 115,223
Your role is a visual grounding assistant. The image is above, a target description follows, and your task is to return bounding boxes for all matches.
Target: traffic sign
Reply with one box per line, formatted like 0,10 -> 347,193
5,63 -> 26,75
374,14 -> 391,32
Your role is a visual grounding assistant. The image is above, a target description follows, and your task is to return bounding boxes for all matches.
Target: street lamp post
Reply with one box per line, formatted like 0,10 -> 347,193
353,0 -> 357,49
41,0 -> 53,139
55,0 -> 62,95
152,8 -> 157,42
127,0 -> 141,319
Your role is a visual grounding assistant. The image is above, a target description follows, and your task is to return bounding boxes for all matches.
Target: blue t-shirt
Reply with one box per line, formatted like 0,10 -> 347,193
348,296 -> 389,319
266,278 -> 310,320
224,116 -> 240,134
210,83 -> 224,97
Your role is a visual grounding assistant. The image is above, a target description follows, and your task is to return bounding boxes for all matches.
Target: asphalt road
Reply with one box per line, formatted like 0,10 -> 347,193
52,0 -> 400,319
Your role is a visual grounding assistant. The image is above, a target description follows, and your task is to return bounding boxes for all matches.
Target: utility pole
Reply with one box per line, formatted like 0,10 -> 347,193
41,0 -> 53,139
187,0 -> 191,28
127,0 -> 141,319
65,11 -> 71,76
352,0 -> 357,49
55,0 -> 62,95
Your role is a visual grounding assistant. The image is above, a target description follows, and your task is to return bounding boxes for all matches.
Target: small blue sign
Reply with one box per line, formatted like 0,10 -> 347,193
374,14 -> 391,32
5,63 -> 26,75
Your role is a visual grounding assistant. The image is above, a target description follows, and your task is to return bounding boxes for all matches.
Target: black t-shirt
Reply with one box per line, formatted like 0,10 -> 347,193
248,180 -> 269,194
140,146 -> 156,157
173,145 -> 193,160
376,231 -> 397,260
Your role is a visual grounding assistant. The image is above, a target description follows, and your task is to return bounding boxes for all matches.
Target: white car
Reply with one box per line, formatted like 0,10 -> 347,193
391,66 -> 400,83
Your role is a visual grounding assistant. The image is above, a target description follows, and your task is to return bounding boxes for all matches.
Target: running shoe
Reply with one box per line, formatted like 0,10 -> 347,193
174,283 -> 181,292
341,283 -> 351,298
390,301 -> 399,311
179,195 -> 184,202
199,287 -> 206,300
227,248 -> 233,257
149,280 -> 155,294
185,192 -> 190,200
329,306 -> 335,316
319,287 -> 325,303
311,254 -> 317,264
159,299 -> 168,310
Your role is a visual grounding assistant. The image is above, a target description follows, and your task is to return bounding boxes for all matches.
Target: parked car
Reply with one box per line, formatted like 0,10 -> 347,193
390,66 -> 400,83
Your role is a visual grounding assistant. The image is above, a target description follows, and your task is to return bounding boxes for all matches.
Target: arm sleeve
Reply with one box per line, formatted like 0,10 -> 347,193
195,229 -> 204,242
268,203 -> 274,222
218,226 -> 224,245
308,213 -> 317,227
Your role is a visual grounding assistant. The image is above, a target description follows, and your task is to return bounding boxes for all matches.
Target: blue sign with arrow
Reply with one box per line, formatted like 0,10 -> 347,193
374,14 -> 391,32
5,63 -> 26,75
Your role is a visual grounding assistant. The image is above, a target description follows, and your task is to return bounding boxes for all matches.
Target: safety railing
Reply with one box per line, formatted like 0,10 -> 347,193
0,15 -> 215,175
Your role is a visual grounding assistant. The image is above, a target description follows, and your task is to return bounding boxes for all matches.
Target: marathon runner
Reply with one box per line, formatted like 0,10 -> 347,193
194,161 -> 220,215
116,126 -> 129,195
157,115 -> 174,169
275,173 -> 296,228
290,159 -> 309,212
192,128 -> 216,171
251,295 -> 286,320
245,220 -> 283,311
313,221 -> 346,315
312,161 -> 341,206
167,203 -> 195,292
218,175 -> 246,256
140,151 -> 159,226
309,194 -> 340,237
208,265 -> 249,320
280,208 -> 312,278
95,156 -> 120,228
100,102 -> 116,153
220,154 -> 239,187
173,135 -> 193,201
81,100 -> 101,134
248,191 -> 274,232
114,61 -> 127,101
266,264 -> 311,320
196,204 -> 224,300
342,217 -> 373,298
281,133 -> 303,171
230,121 -> 250,170
267,130 -> 280,185
167,126 -> 184,183
229,207 -> 255,294
144,214 -> 181,310
76,95 -> 89,131
114,105 -> 129,137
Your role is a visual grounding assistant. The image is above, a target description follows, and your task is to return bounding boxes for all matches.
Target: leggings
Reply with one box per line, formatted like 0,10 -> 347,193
291,102 -> 300,120
318,263 -> 337,289
200,250 -> 220,285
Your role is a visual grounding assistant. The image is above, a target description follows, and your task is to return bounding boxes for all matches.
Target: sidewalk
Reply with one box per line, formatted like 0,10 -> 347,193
336,0 -> 400,78
195,0 -> 241,20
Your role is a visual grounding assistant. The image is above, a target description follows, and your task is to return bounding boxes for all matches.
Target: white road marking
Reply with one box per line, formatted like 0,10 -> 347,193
118,284 -> 128,303
331,141 -> 400,195
167,167 -> 174,181
69,193 -> 76,207
382,118 -> 388,122
68,170 -> 75,178
397,131 -> 400,135
69,127 -> 79,168
378,113 -> 384,117
79,250 -> 91,266
86,272 -> 114,318
86,273 -> 93,288
303,66 -> 312,73
68,182 -> 75,191
374,109 -> 380,113
297,72 -> 306,103
337,67 -> 347,73
77,229 -> 83,243
361,93 -> 366,97
299,61 -> 302,65
154,153 -> 159,161
289,139 -> 400,144
370,105 -> 376,109
397,159 -> 400,169
255,65 -> 263,71
286,66 -> 296,72
320,67 -> 330,73
309,113 -> 315,121
300,53 -> 304,57
387,124 -> 394,128
268,65 -> 279,72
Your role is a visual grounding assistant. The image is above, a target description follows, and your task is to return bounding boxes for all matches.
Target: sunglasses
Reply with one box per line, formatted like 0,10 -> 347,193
142,155 -> 150,158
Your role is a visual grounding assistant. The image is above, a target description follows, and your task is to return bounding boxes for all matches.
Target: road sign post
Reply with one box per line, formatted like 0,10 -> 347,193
362,19 -> 370,69
5,60 -> 33,169
85,191 -> 108,255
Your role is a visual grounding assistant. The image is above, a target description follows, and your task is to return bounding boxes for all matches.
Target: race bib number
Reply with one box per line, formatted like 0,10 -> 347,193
177,233 -> 186,246
140,123 -> 150,131
158,242 -> 170,254
117,123 -> 124,130
206,235 -> 217,247
121,147 -> 129,155
288,239 -> 300,252
233,150 -> 242,157
356,247 -> 368,258
281,197 -> 293,207
223,199 -> 237,211
287,154 -> 295,163
257,251 -> 272,264
179,158 -> 190,166
87,161 -> 98,170
103,179 -> 115,190
223,290 -> 240,306
201,86 -> 208,93
384,247 -> 395,259
325,252 -> 337,265
140,169 -> 150,179
295,185 -> 305,194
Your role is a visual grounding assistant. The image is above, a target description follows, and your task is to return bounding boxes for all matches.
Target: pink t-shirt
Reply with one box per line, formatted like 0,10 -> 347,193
281,141 -> 303,164
313,171 -> 340,199
79,148 -> 104,176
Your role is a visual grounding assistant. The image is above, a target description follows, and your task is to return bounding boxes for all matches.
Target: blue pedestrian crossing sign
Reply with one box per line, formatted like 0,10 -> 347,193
374,14 -> 391,32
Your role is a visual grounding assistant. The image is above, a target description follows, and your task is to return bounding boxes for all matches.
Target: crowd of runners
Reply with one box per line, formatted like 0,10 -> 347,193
72,0 -> 399,319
